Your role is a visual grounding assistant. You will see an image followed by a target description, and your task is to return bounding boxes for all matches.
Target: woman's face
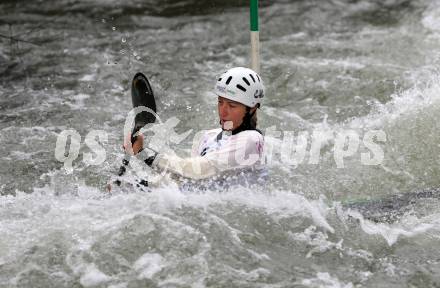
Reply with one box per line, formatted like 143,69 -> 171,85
217,96 -> 247,131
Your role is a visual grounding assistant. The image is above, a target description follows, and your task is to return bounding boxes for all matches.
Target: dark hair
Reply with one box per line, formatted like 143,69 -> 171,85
249,109 -> 258,129
243,106 -> 258,130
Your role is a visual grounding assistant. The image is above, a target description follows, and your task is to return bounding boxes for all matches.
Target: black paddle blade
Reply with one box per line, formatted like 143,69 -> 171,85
109,72 -> 157,191
131,72 -> 157,137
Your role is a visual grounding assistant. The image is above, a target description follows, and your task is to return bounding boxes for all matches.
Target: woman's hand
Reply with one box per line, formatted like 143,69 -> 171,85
123,133 -> 144,155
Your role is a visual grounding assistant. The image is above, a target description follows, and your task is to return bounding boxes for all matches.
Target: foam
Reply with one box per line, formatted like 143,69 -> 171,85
289,226 -> 342,258
79,74 -> 96,82
301,272 -> 353,288
346,209 -> 438,246
422,1 -> 440,32
180,189 -> 335,233
346,76 -> 440,129
79,264 -> 111,287
65,93 -> 90,110
133,253 -> 164,279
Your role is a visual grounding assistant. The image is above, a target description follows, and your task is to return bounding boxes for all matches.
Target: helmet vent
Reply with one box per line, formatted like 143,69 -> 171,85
218,78 -> 222,82
249,74 -> 256,82
256,74 -> 260,82
242,77 -> 250,86
226,76 -> 232,85
236,84 -> 247,92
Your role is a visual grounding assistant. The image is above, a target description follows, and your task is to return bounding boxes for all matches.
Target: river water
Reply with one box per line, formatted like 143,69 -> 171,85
1,0 -> 440,287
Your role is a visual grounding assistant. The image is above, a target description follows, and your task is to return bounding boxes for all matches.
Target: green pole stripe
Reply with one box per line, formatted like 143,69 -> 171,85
250,0 -> 259,31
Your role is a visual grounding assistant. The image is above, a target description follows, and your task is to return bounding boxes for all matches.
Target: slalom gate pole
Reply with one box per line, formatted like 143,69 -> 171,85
250,0 -> 260,73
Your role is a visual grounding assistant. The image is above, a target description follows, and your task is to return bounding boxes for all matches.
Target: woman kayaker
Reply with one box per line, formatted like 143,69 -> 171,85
125,67 -> 266,185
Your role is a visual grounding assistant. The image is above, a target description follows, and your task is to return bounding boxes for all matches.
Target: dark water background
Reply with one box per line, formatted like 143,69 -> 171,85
1,0 -> 440,287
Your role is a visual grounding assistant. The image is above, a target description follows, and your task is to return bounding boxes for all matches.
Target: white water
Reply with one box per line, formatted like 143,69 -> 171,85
2,0 -> 440,287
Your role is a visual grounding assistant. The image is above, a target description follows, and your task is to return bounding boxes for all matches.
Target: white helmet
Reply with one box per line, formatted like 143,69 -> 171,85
214,67 -> 265,108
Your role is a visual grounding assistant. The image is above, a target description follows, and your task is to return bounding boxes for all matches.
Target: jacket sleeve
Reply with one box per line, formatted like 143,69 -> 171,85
151,132 -> 263,180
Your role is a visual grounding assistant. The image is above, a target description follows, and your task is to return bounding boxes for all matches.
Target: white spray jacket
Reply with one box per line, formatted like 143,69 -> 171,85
150,128 -> 265,181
